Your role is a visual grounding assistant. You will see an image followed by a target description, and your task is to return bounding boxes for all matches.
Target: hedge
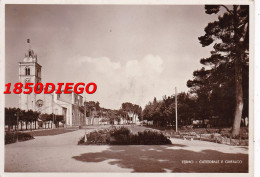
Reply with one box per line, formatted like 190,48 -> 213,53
5,132 -> 34,144
78,126 -> 172,145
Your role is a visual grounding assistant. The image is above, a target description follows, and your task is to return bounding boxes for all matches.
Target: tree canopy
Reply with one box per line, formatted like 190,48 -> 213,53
188,5 -> 249,137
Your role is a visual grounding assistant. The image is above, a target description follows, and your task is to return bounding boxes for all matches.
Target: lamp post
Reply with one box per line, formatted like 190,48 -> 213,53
84,98 -> 87,142
175,87 -> 178,132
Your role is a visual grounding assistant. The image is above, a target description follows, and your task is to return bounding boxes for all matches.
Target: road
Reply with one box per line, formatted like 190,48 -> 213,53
5,126 -> 248,172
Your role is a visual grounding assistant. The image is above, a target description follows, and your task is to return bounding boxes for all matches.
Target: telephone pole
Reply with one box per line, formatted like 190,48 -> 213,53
175,87 -> 178,132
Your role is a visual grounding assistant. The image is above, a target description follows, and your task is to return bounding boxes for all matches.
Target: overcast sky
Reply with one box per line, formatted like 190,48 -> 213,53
5,5 -> 222,109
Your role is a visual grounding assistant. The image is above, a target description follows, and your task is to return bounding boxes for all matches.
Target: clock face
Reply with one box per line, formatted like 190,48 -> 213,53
25,78 -> 30,83
36,99 -> 43,107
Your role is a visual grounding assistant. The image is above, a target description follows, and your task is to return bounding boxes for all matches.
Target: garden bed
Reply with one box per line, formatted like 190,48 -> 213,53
164,127 -> 248,146
78,126 -> 172,145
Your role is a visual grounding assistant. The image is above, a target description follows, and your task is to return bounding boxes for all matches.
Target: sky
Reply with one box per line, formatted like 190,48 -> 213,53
5,5 -> 221,109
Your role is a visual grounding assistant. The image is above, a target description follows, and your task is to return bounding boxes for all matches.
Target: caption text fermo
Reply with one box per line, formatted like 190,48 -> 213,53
3,82 -> 97,94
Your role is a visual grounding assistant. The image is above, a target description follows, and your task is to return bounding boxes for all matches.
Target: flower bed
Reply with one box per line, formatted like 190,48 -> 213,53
78,126 -> 172,145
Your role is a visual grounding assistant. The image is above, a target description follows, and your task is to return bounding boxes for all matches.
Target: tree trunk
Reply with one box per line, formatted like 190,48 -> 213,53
26,122 -> 28,130
231,6 -> 244,138
8,117 -> 10,131
232,58 -> 244,137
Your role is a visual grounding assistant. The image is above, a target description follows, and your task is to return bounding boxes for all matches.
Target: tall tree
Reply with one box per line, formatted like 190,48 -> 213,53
84,101 -> 100,124
197,5 -> 249,137
121,102 -> 142,123
5,108 -> 20,131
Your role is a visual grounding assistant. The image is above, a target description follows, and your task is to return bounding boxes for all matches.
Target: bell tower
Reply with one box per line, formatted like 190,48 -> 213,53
18,39 -> 42,111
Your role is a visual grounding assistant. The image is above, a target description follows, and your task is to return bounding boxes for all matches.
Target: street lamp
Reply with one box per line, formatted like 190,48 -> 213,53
175,87 -> 178,132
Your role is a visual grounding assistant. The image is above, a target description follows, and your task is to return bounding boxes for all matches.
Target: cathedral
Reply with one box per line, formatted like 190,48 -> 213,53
18,47 -> 84,127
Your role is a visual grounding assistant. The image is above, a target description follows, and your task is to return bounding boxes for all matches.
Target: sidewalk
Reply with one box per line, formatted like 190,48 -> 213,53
5,127 -> 248,172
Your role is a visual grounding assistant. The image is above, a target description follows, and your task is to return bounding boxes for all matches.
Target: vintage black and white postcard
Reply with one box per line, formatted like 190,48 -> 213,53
0,0 -> 255,177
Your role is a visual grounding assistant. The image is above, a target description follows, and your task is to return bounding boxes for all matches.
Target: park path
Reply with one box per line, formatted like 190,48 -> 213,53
5,126 -> 248,172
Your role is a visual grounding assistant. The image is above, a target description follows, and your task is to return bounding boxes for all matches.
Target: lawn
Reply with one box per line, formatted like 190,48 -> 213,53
27,128 -> 78,136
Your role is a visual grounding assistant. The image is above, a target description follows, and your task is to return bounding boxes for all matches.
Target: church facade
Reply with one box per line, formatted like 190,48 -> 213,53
18,48 -> 84,127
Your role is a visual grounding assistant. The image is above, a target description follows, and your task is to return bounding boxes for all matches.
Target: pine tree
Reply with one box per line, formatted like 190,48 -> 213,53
193,5 -> 249,137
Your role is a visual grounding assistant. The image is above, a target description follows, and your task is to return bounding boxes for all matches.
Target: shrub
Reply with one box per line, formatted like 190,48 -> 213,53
132,130 -> 172,145
89,130 -> 110,144
220,127 -> 248,139
110,126 -> 131,145
78,126 -> 172,145
79,130 -> 109,145
5,132 -> 16,144
5,132 -> 34,144
181,125 -> 193,130
78,136 -> 85,145
206,128 -> 220,134
220,129 -> 231,138
239,127 -> 249,139
18,132 -> 34,141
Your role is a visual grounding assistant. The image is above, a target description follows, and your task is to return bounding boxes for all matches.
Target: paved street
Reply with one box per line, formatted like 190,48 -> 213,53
5,126 -> 248,172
